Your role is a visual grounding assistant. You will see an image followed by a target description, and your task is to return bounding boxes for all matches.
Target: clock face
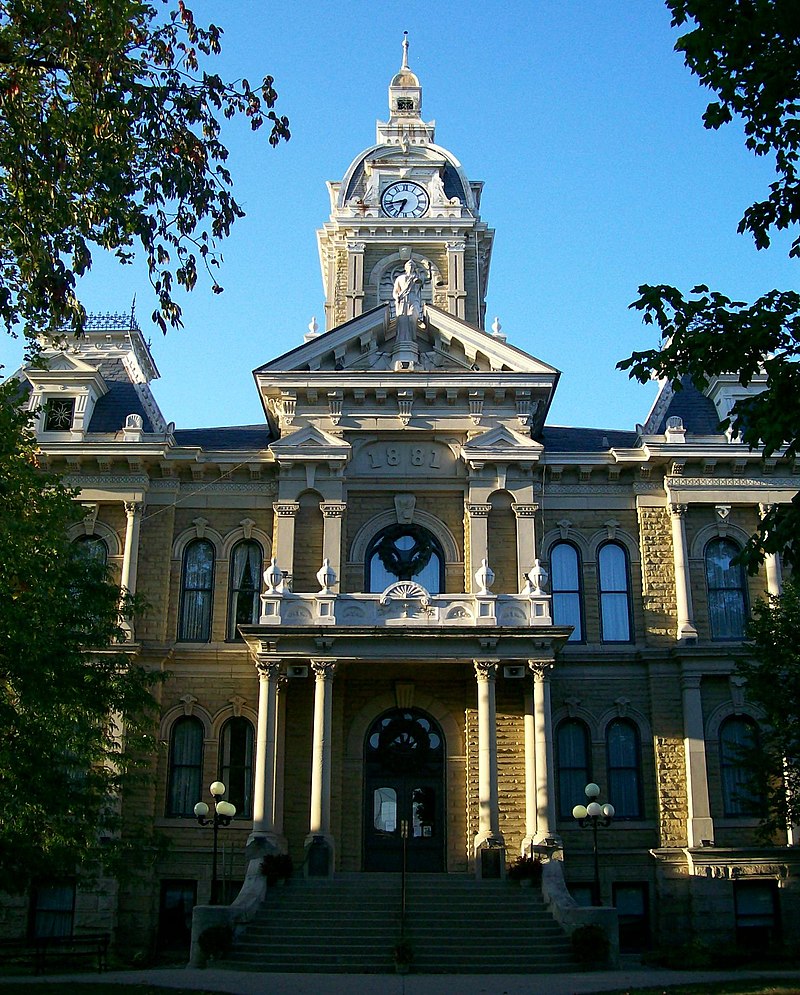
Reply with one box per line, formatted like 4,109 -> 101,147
381,181 -> 429,219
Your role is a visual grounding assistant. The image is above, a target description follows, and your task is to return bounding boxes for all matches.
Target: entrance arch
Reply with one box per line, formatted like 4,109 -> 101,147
363,708 -> 446,872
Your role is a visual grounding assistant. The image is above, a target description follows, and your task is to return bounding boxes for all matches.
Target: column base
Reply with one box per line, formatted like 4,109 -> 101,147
474,832 -> 506,879
687,817 -> 715,848
245,831 -> 287,861
521,833 -> 563,858
677,621 -> 698,641
304,832 -> 335,878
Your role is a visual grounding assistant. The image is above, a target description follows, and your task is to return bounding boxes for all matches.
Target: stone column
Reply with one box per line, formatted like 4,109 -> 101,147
465,503 -> 492,591
446,240 -> 467,319
305,659 -> 337,876
249,658 -> 284,852
512,503 -> 539,591
273,674 -> 288,839
530,661 -> 557,845
319,502 -> 347,582
473,660 -> 505,875
759,503 -> 783,597
346,241 -> 366,320
682,674 -> 714,847
120,501 -> 142,638
669,503 -> 698,641
272,501 -> 300,588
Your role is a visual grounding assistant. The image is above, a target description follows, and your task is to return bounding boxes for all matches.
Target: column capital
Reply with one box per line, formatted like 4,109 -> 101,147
759,502 -> 777,518
273,501 -> 301,518
319,501 -> 347,519
681,673 -> 703,692
473,660 -> 497,682
669,502 -> 688,518
465,503 -> 492,519
255,659 -> 282,681
123,500 -> 142,517
528,659 -> 554,681
512,503 -> 539,519
311,659 -> 338,680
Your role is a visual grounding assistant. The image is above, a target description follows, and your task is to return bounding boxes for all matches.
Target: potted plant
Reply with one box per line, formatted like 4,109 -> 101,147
261,852 -> 293,886
507,854 -> 543,886
393,938 -> 413,974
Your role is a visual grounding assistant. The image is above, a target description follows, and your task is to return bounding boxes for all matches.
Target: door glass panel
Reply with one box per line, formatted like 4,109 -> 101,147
412,786 -> 435,838
373,787 -> 397,833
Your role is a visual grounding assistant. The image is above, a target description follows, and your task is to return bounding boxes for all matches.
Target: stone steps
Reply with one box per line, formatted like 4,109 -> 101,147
220,873 -> 575,974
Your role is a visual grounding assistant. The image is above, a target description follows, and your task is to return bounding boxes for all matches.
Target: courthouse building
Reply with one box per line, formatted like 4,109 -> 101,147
6,39 -> 800,961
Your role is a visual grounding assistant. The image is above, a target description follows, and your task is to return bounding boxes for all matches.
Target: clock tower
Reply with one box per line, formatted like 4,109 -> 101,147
316,35 -> 494,331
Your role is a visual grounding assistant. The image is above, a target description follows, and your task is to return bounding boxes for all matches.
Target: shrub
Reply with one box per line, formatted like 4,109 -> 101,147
507,855 -> 543,882
571,923 -> 610,967
197,924 -> 233,960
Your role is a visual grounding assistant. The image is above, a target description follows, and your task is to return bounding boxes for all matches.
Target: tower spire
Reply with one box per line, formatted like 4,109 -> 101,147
401,31 -> 409,70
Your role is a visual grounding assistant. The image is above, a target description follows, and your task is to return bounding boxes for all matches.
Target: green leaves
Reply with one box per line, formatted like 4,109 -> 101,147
619,2 -> 800,569
0,381 -> 163,891
0,1 -> 290,352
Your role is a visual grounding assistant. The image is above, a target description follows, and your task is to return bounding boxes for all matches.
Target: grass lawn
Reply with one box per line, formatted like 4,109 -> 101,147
0,987 -> 220,994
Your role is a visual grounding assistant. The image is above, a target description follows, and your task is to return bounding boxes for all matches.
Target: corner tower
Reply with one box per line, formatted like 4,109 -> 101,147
316,35 -> 494,331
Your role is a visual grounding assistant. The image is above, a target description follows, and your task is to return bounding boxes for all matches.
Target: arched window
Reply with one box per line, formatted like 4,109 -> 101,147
219,717 -> 254,818
73,534 -> 108,566
166,717 -> 204,817
550,543 -> 583,641
598,542 -> 632,642
720,716 -> 762,816
705,538 -> 748,640
486,493 -> 517,594
179,539 -> 215,642
366,525 -> 444,594
227,540 -> 262,640
556,719 -> 591,819
606,719 -> 643,819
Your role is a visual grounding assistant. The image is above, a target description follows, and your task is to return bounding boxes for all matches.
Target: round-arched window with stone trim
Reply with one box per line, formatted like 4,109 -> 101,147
365,524 -> 444,594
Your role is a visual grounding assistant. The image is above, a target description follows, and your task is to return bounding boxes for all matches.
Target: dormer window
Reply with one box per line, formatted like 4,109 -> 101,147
44,397 -> 75,431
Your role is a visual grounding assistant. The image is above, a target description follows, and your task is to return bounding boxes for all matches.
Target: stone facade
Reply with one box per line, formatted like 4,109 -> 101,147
5,41 -> 800,962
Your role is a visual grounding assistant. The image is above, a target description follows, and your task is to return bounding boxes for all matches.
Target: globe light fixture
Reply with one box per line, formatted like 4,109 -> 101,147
572,783 -> 614,907
195,781 -> 237,905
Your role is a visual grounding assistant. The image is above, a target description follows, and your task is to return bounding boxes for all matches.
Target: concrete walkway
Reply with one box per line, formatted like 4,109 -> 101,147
2,966 -> 800,993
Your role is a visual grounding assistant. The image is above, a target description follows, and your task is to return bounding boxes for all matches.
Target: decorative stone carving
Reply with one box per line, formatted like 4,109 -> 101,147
474,559 -> 495,595
379,581 -> 430,608
263,557 -> 284,593
316,558 -> 337,594
525,560 -> 549,595
394,494 -> 416,524
180,693 -> 198,715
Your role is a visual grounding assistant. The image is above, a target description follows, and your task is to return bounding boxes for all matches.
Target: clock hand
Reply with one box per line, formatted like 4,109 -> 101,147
394,198 -> 407,215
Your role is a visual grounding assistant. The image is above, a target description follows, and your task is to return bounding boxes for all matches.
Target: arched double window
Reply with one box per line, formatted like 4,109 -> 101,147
606,719 -> 643,819
550,543 -> 583,641
227,540 -> 262,640
179,539 -> 215,642
556,719 -> 591,819
166,717 -> 204,817
219,717 -> 254,818
366,525 -> 444,594
720,716 -> 763,817
705,538 -> 748,640
598,542 -> 632,642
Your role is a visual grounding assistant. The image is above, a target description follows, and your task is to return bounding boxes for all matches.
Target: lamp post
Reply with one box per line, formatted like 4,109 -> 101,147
572,782 -> 614,907
194,780 -> 236,905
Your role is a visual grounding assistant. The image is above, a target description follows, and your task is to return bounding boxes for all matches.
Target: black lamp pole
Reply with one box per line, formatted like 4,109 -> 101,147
572,782 -> 614,907
194,781 -> 236,905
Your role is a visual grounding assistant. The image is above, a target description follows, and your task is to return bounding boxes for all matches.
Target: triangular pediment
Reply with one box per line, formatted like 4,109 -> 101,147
269,424 -> 351,462
254,305 -> 559,379
462,425 -> 544,462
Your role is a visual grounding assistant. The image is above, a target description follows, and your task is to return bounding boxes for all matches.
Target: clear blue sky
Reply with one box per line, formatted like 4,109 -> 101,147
1,1 -> 795,431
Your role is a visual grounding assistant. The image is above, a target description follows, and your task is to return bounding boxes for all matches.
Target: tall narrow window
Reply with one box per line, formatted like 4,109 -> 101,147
227,540 -> 262,640
705,538 -> 748,640
219,717 -> 254,818
598,542 -> 632,642
606,719 -> 642,818
366,525 -> 444,594
550,543 -> 583,641
167,716 -> 204,817
179,539 -> 215,642
720,716 -> 762,816
29,882 -> 75,938
556,719 -> 591,818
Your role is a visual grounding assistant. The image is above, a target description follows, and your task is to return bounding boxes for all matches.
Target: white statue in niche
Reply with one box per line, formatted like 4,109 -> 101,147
392,258 -> 429,342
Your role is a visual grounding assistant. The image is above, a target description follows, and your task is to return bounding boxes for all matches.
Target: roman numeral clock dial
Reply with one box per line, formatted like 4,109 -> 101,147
381,181 -> 429,218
